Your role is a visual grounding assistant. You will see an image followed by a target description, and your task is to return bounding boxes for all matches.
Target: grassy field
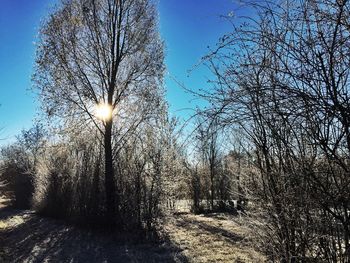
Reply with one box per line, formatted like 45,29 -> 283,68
0,202 -> 264,262
163,213 -> 265,263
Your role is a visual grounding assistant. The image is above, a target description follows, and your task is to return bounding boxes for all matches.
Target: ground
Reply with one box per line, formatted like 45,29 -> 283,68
0,202 -> 264,262
163,213 -> 265,263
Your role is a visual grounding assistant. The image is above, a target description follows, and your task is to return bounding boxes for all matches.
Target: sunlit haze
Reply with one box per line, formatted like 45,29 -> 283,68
95,103 -> 113,122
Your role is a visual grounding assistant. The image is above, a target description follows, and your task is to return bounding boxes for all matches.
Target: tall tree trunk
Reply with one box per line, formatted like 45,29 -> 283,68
104,119 -> 116,223
210,166 -> 214,211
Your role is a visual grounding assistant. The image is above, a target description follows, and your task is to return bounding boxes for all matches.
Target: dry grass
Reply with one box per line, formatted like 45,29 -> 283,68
0,208 -> 185,263
163,213 -> 265,263
0,196 -> 265,262
0,196 -> 11,209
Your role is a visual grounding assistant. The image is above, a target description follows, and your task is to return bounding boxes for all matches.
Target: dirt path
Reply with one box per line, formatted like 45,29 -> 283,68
0,207 -> 264,262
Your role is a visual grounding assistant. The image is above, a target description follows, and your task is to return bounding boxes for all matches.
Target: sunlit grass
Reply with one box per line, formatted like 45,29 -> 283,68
0,221 -> 7,229
164,213 -> 265,262
0,216 -> 25,230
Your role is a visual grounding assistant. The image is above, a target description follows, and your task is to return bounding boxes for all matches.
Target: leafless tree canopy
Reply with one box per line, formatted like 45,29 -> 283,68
199,0 -> 350,261
35,0 -> 164,121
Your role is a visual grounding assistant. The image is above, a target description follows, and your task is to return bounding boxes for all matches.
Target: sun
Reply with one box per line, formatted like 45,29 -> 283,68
95,103 -> 113,121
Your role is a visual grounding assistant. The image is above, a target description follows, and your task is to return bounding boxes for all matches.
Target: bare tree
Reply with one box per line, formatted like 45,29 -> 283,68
34,0 -> 164,223
194,117 -> 222,211
0,124 -> 46,208
200,0 -> 350,261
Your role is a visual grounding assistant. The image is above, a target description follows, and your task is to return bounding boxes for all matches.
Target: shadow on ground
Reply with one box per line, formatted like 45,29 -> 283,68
181,217 -> 243,244
173,213 -> 244,245
0,207 -> 188,263
163,213 -> 265,262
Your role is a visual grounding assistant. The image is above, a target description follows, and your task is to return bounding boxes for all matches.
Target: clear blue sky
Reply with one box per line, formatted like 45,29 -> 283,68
0,0 -> 237,145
